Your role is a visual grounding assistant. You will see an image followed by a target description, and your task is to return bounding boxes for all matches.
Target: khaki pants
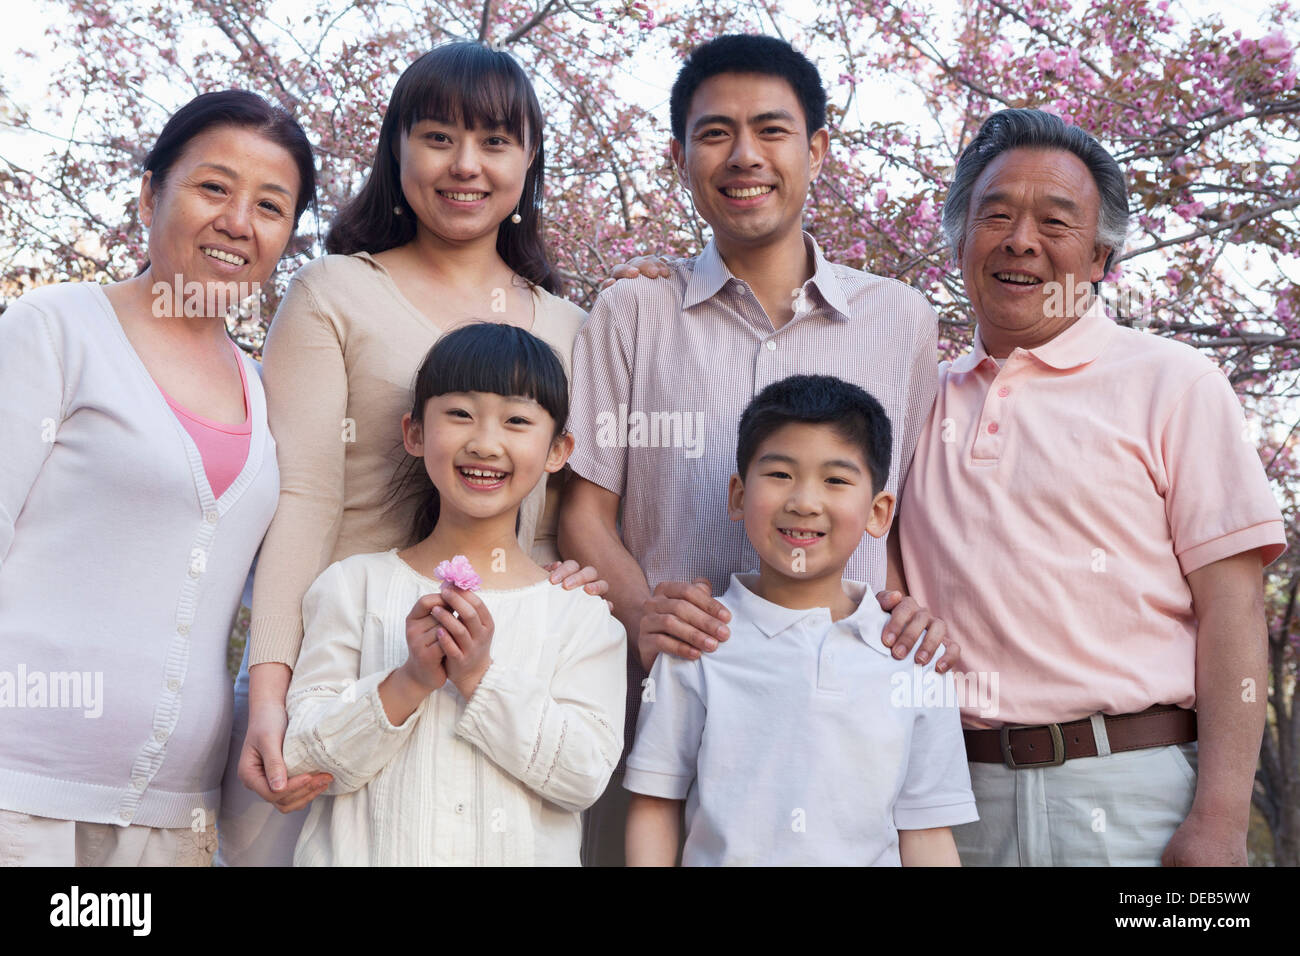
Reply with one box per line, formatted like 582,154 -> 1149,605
954,736 -> 1199,866
0,809 -> 218,867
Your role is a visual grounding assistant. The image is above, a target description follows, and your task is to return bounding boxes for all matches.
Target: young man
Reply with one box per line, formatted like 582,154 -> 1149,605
624,376 -> 977,866
559,34 -> 951,866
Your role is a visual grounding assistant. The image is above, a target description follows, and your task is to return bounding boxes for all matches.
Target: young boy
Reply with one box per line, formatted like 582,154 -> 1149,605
623,375 -> 977,866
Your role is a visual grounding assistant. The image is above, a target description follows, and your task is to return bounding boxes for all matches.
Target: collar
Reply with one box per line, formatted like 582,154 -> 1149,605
950,297 -> 1117,374
682,232 -> 851,320
725,573 -> 893,655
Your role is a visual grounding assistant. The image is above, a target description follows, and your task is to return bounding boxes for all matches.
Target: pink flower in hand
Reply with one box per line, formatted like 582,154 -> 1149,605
435,555 -> 482,591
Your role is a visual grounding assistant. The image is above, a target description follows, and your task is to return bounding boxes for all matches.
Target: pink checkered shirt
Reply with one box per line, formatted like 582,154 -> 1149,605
566,233 -> 940,756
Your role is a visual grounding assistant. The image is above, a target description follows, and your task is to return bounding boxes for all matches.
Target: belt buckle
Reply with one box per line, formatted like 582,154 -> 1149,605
1000,723 -> 1066,769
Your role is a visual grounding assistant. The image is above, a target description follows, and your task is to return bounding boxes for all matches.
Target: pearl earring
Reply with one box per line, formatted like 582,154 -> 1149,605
510,202 -> 522,224
394,204 -> 403,215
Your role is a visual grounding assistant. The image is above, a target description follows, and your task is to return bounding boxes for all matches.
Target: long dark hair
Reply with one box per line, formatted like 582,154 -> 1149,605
395,322 -> 570,544
326,43 -> 560,294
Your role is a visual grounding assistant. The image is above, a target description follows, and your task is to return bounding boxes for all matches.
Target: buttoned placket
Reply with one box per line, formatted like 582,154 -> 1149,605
971,354 -> 1025,462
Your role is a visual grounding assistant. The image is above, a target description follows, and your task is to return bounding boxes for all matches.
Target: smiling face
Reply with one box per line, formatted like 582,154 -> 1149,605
140,125 -> 300,296
396,117 -> 532,247
670,72 -> 828,254
957,146 -> 1111,355
728,421 -> 894,585
402,390 -> 571,524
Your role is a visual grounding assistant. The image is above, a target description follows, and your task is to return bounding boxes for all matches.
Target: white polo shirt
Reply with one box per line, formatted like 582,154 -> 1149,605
624,573 -> 978,866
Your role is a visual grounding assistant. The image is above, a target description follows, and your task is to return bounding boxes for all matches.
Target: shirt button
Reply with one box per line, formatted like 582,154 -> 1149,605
998,386 -> 1010,397
455,802 -> 466,814
167,679 -> 180,692
177,623 -> 190,635
765,340 -> 777,351
987,422 -> 999,435
204,510 -> 218,524
154,730 -> 167,743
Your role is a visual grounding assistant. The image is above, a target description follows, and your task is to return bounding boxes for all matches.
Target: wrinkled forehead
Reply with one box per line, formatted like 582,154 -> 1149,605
969,146 -> 1101,217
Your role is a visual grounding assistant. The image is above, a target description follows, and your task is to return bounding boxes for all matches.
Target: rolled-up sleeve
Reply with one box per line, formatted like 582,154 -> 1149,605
564,288 -> 637,496
893,663 -> 979,831
1162,369 -> 1286,575
623,652 -> 706,800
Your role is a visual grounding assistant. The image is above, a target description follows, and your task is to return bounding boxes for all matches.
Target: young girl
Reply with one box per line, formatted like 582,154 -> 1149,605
281,323 -> 626,866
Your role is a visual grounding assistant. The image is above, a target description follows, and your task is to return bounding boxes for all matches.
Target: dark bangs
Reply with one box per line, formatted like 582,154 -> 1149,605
325,43 -> 559,294
394,322 -> 569,545
412,322 -> 569,434
397,44 -> 534,148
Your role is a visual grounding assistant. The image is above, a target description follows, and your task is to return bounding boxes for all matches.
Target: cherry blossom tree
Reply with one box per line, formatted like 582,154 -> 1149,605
1,0 -> 1297,863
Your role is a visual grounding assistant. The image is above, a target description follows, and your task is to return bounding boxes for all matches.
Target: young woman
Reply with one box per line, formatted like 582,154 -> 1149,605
0,91 -> 315,866
223,43 -> 606,865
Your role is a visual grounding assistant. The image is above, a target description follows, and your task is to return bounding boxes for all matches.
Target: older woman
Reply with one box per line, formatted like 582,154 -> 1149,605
0,91 -> 315,866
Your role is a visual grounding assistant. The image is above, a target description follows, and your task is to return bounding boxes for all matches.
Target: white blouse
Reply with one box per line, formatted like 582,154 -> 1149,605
282,549 -> 626,866
0,282 -> 279,828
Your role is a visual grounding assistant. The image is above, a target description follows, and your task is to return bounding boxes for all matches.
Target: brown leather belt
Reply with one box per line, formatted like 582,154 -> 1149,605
964,704 -> 1197,769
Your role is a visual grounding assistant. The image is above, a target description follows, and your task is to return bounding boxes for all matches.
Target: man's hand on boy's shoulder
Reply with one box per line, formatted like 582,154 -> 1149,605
875,590 -> 961,673
637,579 -> 732,672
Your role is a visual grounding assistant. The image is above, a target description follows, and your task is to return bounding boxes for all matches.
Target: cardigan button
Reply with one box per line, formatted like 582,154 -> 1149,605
119,810 -> 132,821
167,679 -> 180,692
455,802 -> 465,814
154,730 -> 167,743
204,511 -> 218,524
132,777 -> 146,791
177,623 -> 190,635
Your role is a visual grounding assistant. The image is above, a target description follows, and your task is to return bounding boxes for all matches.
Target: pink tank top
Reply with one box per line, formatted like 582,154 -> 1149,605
157,341 -> 252,499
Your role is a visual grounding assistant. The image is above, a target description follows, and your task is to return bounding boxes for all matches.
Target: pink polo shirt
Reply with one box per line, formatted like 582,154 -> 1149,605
899,301 -> 1285,729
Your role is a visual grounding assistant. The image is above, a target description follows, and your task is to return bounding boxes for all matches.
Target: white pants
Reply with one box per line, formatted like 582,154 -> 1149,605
0,809 -> 217,866
954,735 -> 1199,866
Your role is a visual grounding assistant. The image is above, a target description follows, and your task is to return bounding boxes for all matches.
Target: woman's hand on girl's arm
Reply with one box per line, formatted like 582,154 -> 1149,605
434,586 -> 495,700
238,662 -> 333,812
544,560 -> 612,609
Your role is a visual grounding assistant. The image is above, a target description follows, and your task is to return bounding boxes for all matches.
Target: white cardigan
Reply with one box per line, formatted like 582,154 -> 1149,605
0,283 -> 279,828
283,550 -> 626,866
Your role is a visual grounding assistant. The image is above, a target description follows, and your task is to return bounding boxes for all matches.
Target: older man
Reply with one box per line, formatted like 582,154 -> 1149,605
899,108 -> 1285,866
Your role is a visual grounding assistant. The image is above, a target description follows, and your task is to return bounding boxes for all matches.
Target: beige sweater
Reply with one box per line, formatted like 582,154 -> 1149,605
250,252 -> 586,668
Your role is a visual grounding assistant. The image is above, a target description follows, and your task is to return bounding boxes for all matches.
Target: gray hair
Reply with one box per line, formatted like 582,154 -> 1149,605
941,108 -> 1129,278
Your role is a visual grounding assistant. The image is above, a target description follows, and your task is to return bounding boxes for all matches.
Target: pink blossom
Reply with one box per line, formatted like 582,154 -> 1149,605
1260,30 -> 1293,62
1036,49 -> 1058,71
435,555 -> 482,591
